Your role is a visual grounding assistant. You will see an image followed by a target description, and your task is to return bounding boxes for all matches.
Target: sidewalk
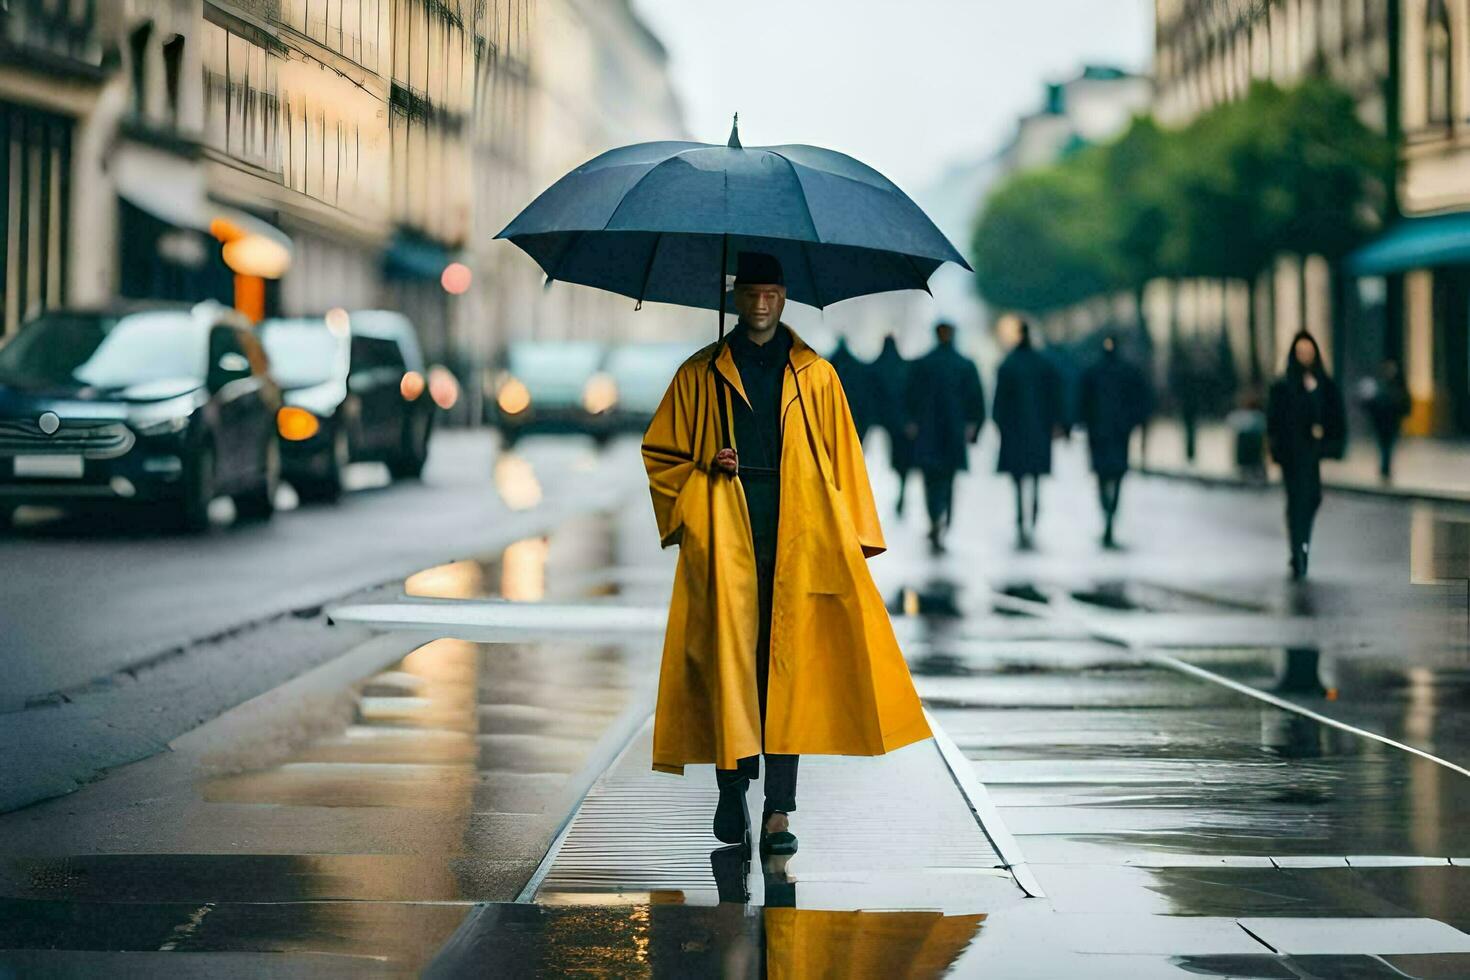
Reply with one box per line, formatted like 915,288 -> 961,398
1137,418 -> 1470,504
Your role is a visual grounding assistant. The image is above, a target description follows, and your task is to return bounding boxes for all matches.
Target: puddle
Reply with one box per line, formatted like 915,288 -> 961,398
403,514 -> 616,601
423,902 -> 986,979
889,581 -> 963,617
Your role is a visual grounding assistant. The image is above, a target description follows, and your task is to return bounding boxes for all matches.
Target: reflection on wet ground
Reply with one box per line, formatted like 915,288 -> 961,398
0,635 -> 657,974
404,513 -> 618,602
422,901 -> 986,979
912,615 -> 1470,976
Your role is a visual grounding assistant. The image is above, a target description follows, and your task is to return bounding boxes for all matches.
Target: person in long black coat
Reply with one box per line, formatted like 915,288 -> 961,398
1267,332 -> 1346,580
905,322 -> 985,553
870,334 -> 916,514
1360,359 -> 1410,481
828,336 -> 874,442
993,319 -> 1063,548
1078,334 -> 1154,548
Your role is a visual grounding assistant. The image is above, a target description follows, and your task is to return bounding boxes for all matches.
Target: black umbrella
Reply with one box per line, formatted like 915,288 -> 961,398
497,118 -> 969,335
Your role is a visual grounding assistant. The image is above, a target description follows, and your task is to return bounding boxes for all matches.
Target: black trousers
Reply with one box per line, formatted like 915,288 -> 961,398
922,468 -> 956,532
1012,475 -> 1040,531
1282,462 -> 1322,557
1098,474 -> 1123,526
715,557 -> 798,813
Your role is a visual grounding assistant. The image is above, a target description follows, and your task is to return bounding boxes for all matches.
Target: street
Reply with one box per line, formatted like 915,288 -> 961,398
1,431 -> 1467,977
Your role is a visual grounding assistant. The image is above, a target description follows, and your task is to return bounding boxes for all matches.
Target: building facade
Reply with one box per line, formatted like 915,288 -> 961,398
1154,0 -> 1469,436
0,0 -> 686,422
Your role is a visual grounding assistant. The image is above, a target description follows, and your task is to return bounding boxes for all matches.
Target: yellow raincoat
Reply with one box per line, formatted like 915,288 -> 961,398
641,325 -> 930,774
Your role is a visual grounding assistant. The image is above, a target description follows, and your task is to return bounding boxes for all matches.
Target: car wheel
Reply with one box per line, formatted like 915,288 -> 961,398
388,411 -> 430,480
299,427 -> 347,503
179,442 -> 216,533
234,439 -> 278,522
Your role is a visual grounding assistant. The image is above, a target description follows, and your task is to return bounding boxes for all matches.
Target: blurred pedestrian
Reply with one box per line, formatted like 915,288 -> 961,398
1077,333 -> 1153,548
828,336 -> 874,442
1267,332 -> 1346,580
870,334 -> 916,514
1169,341 -> 1206,463
905,321 -> 985,554
642,252 -> 930,856
993,319 -> 1063,549
1358,359 -> 1410,481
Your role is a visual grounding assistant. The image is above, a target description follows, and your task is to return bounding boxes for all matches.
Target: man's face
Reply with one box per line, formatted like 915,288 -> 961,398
733,284 -> 786,330
1294,337 -> 1317,369
936,326 -> 954,345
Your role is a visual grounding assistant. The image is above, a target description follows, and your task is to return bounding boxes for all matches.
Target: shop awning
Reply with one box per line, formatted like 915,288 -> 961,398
1348,211 -> 1470,276
384,231 -> 454,281
113,149 -> 292,279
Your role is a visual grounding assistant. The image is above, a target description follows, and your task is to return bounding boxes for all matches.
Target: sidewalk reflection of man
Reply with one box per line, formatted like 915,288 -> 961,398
642,252 -> 930,856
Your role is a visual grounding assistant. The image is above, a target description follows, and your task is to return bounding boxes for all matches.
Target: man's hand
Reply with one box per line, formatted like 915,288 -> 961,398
714,448 -> 738,475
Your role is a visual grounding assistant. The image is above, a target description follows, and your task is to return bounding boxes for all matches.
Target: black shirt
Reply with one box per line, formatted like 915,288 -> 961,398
727,324 -> 791,566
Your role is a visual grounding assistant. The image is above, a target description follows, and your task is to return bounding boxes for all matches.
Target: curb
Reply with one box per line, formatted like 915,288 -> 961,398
1138,465 -> 1470,507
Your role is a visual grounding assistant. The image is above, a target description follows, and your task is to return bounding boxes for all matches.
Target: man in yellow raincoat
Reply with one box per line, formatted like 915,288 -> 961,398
641,252 -> 931,854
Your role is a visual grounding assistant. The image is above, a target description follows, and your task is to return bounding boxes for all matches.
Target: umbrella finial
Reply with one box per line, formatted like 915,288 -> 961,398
727,113 -> 742,149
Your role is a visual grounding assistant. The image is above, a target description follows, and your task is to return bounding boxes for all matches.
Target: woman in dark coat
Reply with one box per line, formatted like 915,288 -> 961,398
905,322 -> 986,553
1078,334 -> 1153,548
993,320 -> 1063,548
1267,332 -> 1346,580
870,335 -> 916,514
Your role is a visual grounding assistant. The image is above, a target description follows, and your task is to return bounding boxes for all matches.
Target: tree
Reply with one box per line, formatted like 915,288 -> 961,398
971,160 -> 1115,315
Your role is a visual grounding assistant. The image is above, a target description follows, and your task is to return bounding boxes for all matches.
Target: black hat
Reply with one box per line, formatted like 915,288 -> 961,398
733,251 -> 784,287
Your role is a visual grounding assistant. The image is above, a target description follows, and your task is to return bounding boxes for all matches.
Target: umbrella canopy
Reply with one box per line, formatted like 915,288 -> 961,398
496,122 -> 970,314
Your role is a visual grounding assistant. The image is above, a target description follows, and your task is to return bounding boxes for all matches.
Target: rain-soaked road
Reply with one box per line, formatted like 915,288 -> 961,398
0,431 -> 1466,977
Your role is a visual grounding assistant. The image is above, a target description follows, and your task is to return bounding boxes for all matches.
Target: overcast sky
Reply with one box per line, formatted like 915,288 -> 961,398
630,0 -> 1153,194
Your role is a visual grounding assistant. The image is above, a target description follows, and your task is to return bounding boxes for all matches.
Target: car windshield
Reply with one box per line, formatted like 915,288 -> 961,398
507,342 -> 605,402
0,311 -> 205,390
260,320 -> 345,388
603,343 -> 697,410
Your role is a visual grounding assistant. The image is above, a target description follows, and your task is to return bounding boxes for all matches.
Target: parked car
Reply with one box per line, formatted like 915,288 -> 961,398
0,301 -> 281,531
601,341 -> 699,435
489,340 -> 610,447
258,310 -> 434,501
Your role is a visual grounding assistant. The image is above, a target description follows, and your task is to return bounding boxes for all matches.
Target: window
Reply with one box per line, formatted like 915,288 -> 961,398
1425,0 -> 1453,127
129,21 -> 153,118
163,34 -> 185,123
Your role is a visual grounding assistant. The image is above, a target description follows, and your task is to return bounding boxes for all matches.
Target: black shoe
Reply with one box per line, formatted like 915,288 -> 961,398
759,810 -> 798,856
710,845 -> 751,903
713,780 -> 751,845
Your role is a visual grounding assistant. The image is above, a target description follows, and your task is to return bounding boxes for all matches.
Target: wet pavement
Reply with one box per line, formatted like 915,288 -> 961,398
0,435 -> 1467,977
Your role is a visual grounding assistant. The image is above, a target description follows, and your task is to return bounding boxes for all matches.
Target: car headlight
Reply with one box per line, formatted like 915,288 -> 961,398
498,377 -> 530,415
582,373 -> 618,415
134,413 -> 190,437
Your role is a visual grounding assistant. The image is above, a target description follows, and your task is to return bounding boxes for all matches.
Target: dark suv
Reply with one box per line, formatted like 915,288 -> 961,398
258,310 -> 433,501
0,302 -> 281,531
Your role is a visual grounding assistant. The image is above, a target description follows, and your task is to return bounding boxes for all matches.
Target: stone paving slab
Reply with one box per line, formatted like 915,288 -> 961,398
533,723 -> 1022,912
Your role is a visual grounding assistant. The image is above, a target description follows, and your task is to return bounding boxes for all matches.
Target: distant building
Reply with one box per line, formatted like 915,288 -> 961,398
999,67 -> 1154,176
901,65 -> 1150,363
1154,0 -> 1469,437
